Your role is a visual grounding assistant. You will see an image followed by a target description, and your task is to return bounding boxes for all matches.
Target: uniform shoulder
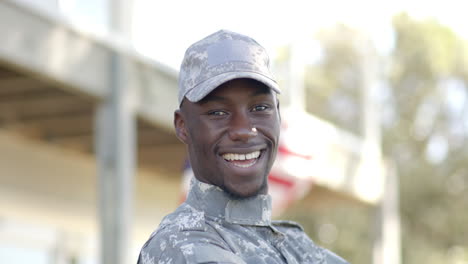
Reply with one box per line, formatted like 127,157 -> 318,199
138,204 -> 210,264
158,203 -> 207,232
139,204 -> 206,255
138,204 -> 241,264
139,242 -> 246,264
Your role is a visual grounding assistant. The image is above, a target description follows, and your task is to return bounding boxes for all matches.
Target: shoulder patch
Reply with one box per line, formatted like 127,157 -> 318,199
272,220 -> 305,231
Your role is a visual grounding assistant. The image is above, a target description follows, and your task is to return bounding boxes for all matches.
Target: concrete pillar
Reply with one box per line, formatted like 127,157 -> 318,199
95,54 -> 136,264
95,1 -> 136,264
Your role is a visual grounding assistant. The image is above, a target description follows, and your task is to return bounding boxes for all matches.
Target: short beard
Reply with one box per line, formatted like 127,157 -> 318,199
222,177 -> 268,200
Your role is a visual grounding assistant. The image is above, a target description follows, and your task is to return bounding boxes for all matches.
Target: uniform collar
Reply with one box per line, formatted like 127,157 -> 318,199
185,177 -> 272,226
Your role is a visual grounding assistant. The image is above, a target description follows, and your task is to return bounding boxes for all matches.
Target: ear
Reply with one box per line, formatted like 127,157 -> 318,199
174,109 -> 189,144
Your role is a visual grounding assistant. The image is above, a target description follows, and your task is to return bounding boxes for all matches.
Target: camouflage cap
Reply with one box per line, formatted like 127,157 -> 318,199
178,29 -> 280,105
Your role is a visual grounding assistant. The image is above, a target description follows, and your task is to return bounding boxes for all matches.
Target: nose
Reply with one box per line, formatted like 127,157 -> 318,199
228,113 -> 257,142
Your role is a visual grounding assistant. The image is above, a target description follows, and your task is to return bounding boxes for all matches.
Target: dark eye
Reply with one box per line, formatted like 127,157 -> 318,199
252,105 -> 268,112
208,110 -> 228,116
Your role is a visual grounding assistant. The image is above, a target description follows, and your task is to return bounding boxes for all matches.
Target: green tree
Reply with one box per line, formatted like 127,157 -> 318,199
387,13 -> 468,264
304,24 -> 366,136
281,24 -> 376,264
282,13 -> 468,264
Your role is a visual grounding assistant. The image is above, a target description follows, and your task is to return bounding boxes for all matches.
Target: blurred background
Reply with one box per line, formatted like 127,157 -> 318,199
0,0 -> 467,264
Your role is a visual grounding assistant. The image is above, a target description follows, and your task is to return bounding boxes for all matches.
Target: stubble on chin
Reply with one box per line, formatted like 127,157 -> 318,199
222,177 -> 268,200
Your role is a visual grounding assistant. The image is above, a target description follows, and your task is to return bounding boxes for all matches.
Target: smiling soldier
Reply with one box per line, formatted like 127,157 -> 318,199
137,30 -> 349,264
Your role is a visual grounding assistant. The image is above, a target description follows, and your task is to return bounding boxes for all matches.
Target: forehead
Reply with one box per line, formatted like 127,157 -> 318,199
201,78 -> 274,102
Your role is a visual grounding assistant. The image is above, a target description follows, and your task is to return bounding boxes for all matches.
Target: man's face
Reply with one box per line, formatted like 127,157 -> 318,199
175,78 -> 280,198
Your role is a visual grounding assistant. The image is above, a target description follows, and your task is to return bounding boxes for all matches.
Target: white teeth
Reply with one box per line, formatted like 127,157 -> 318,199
235,162 -> 255,168
222,151 -> 260,161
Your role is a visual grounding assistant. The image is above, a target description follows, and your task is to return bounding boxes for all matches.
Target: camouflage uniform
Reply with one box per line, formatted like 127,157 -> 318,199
138,178 -> 349,264
138,30 -> 349,264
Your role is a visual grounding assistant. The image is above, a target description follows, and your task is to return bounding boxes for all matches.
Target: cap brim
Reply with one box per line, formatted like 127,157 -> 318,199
184,72 -> 280,103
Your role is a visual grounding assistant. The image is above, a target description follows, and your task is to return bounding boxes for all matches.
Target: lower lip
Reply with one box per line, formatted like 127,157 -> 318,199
228,158 -> 258,168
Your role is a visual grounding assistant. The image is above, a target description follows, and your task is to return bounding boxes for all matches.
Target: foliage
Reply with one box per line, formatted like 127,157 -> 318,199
388,13 -> 468,264
303,24 -> 366,136
282,13 -> 468,264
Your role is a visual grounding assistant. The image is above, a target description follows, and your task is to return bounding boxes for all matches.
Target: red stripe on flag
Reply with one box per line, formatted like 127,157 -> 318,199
278,145 -> 313,160
268,173 -> 295,188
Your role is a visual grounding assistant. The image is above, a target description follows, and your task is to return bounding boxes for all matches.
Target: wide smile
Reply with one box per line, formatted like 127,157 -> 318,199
221,150 -> 264,169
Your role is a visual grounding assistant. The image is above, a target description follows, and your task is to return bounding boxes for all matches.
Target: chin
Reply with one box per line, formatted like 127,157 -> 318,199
223,180 -> 267,200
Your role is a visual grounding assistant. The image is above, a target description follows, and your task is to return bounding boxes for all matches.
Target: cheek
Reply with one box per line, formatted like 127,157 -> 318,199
257,118 -> 280,142
188,123 -> 220,153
